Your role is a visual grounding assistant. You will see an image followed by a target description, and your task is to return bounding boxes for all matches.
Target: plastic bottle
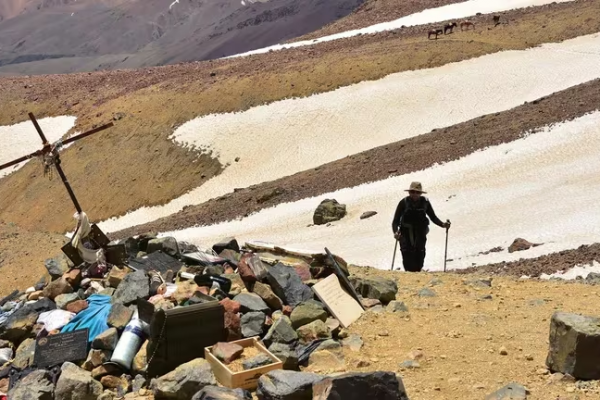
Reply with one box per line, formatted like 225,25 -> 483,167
110,310 -> 146,370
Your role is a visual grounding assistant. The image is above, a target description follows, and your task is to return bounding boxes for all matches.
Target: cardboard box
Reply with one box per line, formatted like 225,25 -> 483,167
205,337 -> 283,390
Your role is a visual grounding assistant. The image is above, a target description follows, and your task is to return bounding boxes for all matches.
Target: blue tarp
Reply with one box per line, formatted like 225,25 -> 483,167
61,294 -> 112,343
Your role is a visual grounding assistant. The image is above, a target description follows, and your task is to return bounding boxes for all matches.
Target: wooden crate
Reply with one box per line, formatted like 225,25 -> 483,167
205,337 -> 283,390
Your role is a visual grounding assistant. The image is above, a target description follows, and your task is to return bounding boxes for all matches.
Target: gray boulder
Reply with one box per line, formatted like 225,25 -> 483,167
192,385 -> 251,399
243,353 -> 273,370
546,312 -> 600,379
233,293 -> 270,314
485,382 -> 527,399
350,277 -> 397,304
241,312 -> 266,338
387,301 -> 408,313
55,362 -> 103,400
8,369 -> 54,400
312,371 -> 409,400
267,264 -> 313,308
147,237 -> 180,257
112,270 -> 150,305
45,255 -> 71,280
13,338 -> 36,370
150,358 -> 216,400
264,317 -> 298,345
313,199 -> 347,225
212,237 -> 241,254
268,343 -> 299,370
290,302 -> 327,329
55,293 -> 81,310
257,370 -> 323,400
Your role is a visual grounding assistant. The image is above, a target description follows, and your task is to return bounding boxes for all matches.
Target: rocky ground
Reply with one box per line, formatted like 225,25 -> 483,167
1,0 -> 599,233
2,234 -> 600,399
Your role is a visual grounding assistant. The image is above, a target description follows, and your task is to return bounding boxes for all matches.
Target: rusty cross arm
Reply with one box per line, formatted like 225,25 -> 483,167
0,112 -> 114,214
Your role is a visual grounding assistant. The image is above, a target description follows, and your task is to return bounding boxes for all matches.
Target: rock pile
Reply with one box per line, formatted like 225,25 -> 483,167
0,234 -> 405,399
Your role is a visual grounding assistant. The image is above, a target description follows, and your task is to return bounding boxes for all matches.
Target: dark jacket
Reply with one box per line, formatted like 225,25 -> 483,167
392,196 -> 444,233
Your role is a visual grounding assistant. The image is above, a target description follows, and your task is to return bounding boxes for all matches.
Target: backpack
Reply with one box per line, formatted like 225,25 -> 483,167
400,196 -> 429,227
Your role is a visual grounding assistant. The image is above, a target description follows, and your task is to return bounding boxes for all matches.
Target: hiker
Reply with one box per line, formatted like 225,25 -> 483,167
392,182 -> 450,272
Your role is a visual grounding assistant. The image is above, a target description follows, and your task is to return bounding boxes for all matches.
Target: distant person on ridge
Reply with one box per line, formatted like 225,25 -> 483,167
392,182 -> 450,272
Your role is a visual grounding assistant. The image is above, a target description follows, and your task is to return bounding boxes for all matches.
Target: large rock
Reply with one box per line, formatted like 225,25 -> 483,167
296,320 -> 331,344
55,293 -> 81,310
233,293 -> 270,314
253,282 -> 284,311
267,264 -> 313,308
133,340 -> 148,374
307,350 -> 345,373
224,311 -> 242,341
83,349 -> 113,371
237,252 -> 268,283
212,342 -> 244,364
7,369 -> 54,400
220,298 -> 241,314
108,267 -> 128,288
150,358 -> 217,400
350,277 -> 397,304
485,383 -> 528,400
290,302 -> 327,329
312,371 -> 409,400
92,328 -> 119,351
268,343 -> 299,370
63,269 -> 83,288
212,237 -> 241,254
508,238 -> 541,253
241,312 -> 266,338
66,300 -> 88,314
546,312 -> 600,379
192,385 -> 252,400
257,370 -> 323,400
0,311 -> 38,343
112,270 -> 150,305
313,199 -> 347,225
45,255 -> 71,280
264,317 -> 298,345
107,303 -> 134,330
55,362 -> 104,400
43,277 -> 74,300
13,338 -> 36,370
147,237 -> 180,256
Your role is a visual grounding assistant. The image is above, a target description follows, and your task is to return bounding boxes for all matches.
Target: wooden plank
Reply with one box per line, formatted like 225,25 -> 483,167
312,274 -> 364,328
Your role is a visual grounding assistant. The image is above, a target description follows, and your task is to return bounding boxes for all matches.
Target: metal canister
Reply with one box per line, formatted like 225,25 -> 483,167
110,310 -> 146,370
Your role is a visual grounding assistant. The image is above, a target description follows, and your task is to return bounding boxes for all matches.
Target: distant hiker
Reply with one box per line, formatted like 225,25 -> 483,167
392,182 -> 450,272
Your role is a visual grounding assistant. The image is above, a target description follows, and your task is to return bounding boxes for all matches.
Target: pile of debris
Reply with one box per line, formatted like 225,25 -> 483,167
0,230 -> 409,400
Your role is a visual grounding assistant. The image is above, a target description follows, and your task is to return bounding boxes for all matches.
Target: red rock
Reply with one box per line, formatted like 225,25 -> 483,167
63,269 -> 82,288
508,238 -> 542,253
212,342 -> 244,364
220,298 -> 241,314
224,312 -> 241,341
293,263 -> 312,282
237,253 -> 258,283
66,300 -> 89,314
282,305 -> 293,316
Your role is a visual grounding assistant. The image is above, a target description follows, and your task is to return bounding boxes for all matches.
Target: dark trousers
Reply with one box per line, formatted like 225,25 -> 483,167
399,228 -> 428,272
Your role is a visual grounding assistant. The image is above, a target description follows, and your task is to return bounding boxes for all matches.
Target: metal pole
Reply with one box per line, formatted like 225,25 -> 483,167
53,157 -> 82,214
443,220 -> 450,272
391,238 -> 399,271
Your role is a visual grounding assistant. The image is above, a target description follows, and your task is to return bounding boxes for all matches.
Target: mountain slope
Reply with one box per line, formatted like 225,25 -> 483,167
0,0 -> 363,75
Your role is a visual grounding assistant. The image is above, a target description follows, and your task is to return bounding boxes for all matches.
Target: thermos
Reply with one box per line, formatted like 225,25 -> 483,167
179,271 -> 232,293
110,310 -> 146,370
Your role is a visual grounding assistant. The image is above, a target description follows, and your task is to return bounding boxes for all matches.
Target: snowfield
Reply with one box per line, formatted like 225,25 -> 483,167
0,116 -> 77,179
99,33 -> 600,233
159,111 -> 600,272
227,0 -> 577,58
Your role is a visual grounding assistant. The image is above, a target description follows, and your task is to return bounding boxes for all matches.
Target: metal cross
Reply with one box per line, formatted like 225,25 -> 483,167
0,112 -> 114,214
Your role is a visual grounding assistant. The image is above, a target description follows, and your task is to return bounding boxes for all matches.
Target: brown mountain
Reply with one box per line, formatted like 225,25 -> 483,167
0,0 -> 362,75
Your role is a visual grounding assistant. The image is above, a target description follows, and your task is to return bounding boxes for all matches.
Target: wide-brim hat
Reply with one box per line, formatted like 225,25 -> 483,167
405,181 -> 427,193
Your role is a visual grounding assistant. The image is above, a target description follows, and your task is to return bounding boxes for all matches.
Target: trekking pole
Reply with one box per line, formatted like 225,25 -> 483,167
443,220 -> 450,272
391,228 -> 400,271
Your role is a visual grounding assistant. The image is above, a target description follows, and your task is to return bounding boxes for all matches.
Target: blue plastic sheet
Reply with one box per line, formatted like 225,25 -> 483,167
61,294 -> 112,343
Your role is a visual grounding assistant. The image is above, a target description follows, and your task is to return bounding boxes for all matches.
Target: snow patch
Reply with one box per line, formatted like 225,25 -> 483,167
540,261 -> 600,280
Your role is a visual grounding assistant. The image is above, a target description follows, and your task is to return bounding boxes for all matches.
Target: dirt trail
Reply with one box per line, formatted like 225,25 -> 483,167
343,266 -> 600,399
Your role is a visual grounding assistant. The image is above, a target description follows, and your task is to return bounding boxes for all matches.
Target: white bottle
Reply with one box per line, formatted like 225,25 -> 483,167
111,309 -> 146,370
